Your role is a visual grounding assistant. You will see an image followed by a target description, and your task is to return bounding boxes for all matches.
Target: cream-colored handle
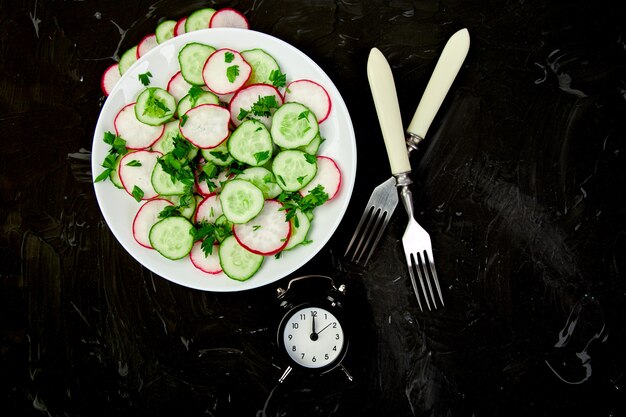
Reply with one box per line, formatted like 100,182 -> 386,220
407,28 -> 470,139
367,48 -> 411,175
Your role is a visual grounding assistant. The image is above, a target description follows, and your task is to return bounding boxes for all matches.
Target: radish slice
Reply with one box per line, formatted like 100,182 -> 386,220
137,34 -> 158,58
233,200 -> 291,255
174,17 -> 187,36
195,162 -> 231,196
179,104 -> 230,149
114,103 -> 164,149
167,71 -> 194,102
284,79 -> 332,123
132,199 -> 174,248
202,49 -> 252,95
190,241 -> 222,274
209,8 -> 250,29
194,193 -> 223,223
101,63 -> 121,96
229,83 -> 283,128
299,156 -> 341,200
118,150 -> 162,200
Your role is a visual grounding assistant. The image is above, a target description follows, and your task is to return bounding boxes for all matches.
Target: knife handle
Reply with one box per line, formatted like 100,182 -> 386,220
367,48 -> 411,175
406,28 -> 470,140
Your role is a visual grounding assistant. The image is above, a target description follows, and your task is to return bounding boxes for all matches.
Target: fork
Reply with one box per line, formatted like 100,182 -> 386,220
366,48 -> 444,311
345,29 -> 470,271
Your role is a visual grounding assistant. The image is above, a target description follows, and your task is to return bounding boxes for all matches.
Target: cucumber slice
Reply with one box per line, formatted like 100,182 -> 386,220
227,119 -> 273,166
201,140 -> 233,167
185,8 -> 216,32
176,90 -> 219,117
178,42 -> 216,85
285,209 -> 311,250
165,194 -> 197,219
271,150 -> 318,192
270,102 -> 319,149
297,133 -> 323,155
151,121 -> 199,161
135,87 -> 176,125
241,48 -> 280,84
118,46 -> 138,75
235,167 -> 281,199
151,160 -> 188,196
220,179 -> 264,224
109,153 -> 125,189
149,216 -> 194,260
155,20 -> 177,44
219,235 -> 263,281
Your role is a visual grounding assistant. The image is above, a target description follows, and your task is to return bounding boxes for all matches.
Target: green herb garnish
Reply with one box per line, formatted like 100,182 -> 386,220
226,65 -> 240,83
138,71 -> 152,86
269,69 -> 287,88
94,131 -> 127,183
224,51 -> 235,63
131,185 -> 144,202
192,220 -> 233,256
253,150 -> 270,164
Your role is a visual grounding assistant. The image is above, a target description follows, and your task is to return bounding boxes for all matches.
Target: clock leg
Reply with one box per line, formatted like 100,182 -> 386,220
340,365 -> 353,382
278,366 -> 293,383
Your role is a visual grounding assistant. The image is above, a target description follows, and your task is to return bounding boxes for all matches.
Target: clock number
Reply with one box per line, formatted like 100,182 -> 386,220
333,346 -> 337,351
324,313 -> 328,319
335,333 -> 340,340
325,354 -> 329,360
288,334 -> 293,340
312,356 -> 317,362
292,323 -> 299,329
292,345 -> 296,351
311,310 -> 318,317
299,314 -> 306,320
333,322 -> 337,328
301,353 -> 305,359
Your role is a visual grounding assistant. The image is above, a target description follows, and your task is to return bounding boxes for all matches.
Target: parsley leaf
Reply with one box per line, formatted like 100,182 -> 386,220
277,185 -> 329,221
180,113 -> 189,126
304,153 -> 317,164
192,220 -> 233,256
188,85 -> 205,105
95,131 -> 127,183
269,69 -> 287,88
226,65 -> 240,83
126,160 -> 142,167
143,88 -> 171,117
138,71 -> 152,86
209,150 -> 230,162
238,95 -> 280,121
253,150 -> 270,164
224,51 -> 235,63
131,185 -> 144,202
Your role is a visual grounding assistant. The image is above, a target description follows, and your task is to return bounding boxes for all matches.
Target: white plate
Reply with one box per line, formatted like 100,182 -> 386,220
92,28 -> 356,292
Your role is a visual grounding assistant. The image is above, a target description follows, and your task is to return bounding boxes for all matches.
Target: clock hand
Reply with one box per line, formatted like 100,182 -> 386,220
317,322 -> 333,335
310,312 -> 318,341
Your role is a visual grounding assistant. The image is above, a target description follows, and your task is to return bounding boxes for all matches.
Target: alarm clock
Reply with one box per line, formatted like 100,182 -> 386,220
275,275 -> 353,383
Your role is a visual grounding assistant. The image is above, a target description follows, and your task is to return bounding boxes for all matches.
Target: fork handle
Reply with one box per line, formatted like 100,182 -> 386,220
406,28 -> 470,140
367,48 -> 411,175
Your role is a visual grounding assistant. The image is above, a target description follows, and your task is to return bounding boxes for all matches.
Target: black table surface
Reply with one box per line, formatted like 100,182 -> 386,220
2,0 -> 625,416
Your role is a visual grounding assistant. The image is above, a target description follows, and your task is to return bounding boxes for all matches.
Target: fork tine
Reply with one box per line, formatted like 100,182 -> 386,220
418,252 -> 437,309
361,210 -> 391,265
352,207 -> 381,263
414,253 -> 432,311
407,253 -> 424,312
344,205 -> 373,259
424,251 -> 444,307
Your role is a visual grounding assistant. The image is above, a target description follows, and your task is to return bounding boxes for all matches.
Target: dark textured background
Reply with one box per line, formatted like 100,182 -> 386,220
1,0 -> 626,416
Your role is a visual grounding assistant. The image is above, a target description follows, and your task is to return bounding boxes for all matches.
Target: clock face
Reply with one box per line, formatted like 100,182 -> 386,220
281,306 -> 345,369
